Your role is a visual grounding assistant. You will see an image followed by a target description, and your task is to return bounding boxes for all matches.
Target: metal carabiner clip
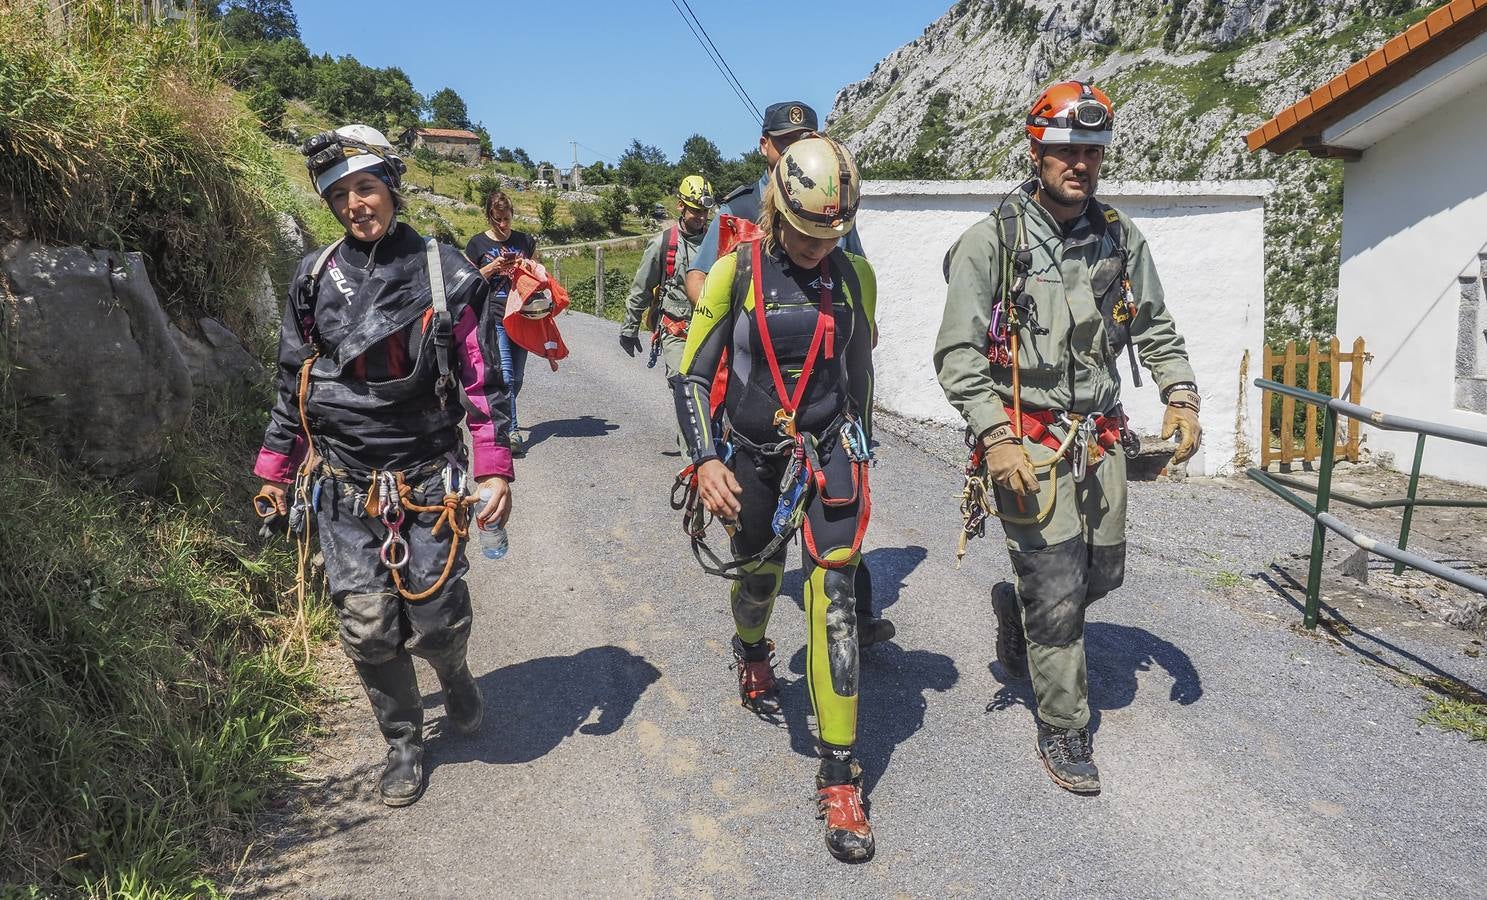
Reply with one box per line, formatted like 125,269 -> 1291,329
380,530 -> 410,570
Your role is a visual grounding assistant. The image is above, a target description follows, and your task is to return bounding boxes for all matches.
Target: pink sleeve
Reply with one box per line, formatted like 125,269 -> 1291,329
455,305 -> 515,481
253,435 -> 306,483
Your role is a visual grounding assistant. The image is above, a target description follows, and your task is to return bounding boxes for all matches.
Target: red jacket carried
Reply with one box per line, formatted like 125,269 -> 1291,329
502,259 -> 570,371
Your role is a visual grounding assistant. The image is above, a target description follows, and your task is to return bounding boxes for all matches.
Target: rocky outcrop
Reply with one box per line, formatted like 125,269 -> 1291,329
827,0 -> 1434,341
2,241 -> 193,490
169,317 -> 260,396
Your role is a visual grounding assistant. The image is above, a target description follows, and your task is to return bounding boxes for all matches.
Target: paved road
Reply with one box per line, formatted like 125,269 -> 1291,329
244,312 -> 1487,899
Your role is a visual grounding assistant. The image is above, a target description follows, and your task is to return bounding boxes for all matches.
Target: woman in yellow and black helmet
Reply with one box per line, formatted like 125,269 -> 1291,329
672,135 -> 879,862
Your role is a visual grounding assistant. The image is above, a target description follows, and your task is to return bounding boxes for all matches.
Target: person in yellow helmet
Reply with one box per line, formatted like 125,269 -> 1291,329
674,135 -> 879,862
935,80 -> 1201,794
619,176 -> 715,442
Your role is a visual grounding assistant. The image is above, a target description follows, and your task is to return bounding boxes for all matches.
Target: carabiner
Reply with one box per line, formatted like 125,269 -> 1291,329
380,531 -> 410,570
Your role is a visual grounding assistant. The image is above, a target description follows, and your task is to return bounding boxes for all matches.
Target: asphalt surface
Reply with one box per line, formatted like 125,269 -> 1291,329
243,311 -> 1487,899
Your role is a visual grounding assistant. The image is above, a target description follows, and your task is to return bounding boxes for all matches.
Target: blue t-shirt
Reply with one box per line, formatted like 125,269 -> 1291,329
463,230 -> 537,302
688,173 -> 865,277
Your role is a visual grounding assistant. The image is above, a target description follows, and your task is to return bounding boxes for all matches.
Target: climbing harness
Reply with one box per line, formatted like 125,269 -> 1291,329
955,405 -> 1133,566
673,240 -> 872,578
358,458 -> 479,602
646,226 -> 685,369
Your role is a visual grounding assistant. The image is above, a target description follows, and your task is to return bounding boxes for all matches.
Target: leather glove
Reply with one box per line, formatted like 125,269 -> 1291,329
618,332 -> 643,357
1161,387 -> 1202,464
981,424 -> 1039,495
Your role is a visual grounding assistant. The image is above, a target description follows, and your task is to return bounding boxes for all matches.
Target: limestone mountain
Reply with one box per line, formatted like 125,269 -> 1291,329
827,0 -> 1435,341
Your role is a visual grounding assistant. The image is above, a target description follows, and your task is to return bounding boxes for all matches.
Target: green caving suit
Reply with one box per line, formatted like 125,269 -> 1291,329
934,185 -> 1195,730
622,223 -> 706,379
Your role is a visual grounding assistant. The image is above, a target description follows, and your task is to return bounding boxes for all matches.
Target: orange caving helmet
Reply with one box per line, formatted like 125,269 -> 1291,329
1026,80 -> 1115,146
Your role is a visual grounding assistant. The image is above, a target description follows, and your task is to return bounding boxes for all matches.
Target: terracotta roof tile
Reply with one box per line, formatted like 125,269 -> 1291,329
1248,0 -> 1487,154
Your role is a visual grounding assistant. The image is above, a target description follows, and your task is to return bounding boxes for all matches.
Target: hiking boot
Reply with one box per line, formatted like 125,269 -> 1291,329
858,615 -> 896,649
441,667 -> 484,735
379,743 -> 425,807
1036,719 -> 1100,794
815,778 -> 875,862
731,636 -> 780,716
991,582 -> 1028,680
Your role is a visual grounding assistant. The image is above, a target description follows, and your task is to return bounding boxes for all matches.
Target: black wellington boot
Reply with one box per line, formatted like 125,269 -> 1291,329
440,665 -> 484,735
1036,718 -> 1101,794
991,581 -> 1028,679
855,562 -> 896,648
379,742 -> 425,807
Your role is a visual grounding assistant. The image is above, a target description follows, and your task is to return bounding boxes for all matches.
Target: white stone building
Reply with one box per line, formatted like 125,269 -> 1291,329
1248,0 -> 1487,485
854,180 -> 1271,477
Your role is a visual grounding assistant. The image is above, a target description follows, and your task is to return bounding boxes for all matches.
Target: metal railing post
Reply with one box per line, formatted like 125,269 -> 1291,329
1394,433 -> 1428,576
1304,407 -> 1338,629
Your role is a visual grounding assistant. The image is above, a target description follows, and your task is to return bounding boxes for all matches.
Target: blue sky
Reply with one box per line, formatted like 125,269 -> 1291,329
296,0 -> 948,168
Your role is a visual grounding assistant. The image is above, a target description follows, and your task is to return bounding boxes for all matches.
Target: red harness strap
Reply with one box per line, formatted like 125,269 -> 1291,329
749,240 -> 835,433
1007,406 -> 1124,453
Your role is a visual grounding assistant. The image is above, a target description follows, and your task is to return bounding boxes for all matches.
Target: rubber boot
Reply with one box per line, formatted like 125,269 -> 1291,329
438,663 -> 484,735
992,581 -> 1028,679
1036,718 -> 1100,795
854,562 -> 896,648
816,750 -> 874,862
354,656 -> 426,806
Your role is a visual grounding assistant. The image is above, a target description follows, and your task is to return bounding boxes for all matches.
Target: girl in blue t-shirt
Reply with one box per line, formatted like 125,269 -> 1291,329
465,190 -> 539,456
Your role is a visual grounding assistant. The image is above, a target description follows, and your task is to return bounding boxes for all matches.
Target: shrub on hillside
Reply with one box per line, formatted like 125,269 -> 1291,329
0,3 -> 295,330
537,194 -> 559,234
600,186 -> 629,233
569,201 -> 606,240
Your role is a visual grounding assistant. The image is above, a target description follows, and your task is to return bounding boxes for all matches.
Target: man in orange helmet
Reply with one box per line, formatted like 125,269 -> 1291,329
934,80 -> 1202,794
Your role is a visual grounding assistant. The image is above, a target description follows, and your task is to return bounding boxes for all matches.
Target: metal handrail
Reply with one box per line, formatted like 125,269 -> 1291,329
1249,378 -> 1487,628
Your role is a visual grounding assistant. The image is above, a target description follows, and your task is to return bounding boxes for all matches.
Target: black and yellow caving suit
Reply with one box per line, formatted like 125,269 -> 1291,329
673,241 -> 876,780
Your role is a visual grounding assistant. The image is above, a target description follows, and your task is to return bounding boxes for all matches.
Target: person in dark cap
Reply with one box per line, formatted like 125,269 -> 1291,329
681,102 -> 893,649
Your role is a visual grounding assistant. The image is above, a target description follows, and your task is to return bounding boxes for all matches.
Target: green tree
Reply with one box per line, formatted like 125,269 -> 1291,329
413,147 -> 451,193
717,148 -> 766,194
428,87 -> 471,130
217,0 -> 299,42
472,123 -> 493,158
537,194 -> 559,233
247,83 -> 286,137
677,134 -> 724,185
570,202 -> 605,239
599,186 -> 629,232
511,147 -> 535,175
494,146 -> 515,163
583,161 -> 612,185
618,139 -> 669,188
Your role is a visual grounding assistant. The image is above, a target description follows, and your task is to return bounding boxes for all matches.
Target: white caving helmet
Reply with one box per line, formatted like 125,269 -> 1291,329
302,124 -> 407,196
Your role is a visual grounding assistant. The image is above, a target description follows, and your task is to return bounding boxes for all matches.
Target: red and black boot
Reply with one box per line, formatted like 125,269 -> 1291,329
731,635 -> 781,718
816,748 -> 874,862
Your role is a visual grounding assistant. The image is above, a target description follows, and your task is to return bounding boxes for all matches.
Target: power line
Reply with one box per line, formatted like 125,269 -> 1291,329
676,0 -> 761,122
665,0 -> 762,125
577,143 -> 617,163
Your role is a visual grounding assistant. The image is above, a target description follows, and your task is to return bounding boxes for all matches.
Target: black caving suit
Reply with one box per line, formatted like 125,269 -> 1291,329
255,222 -> 514,757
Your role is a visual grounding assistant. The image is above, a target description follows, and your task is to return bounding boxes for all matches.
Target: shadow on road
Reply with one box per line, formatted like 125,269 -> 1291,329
777,642 -> 959,794
985,622 -> 1203,734
1260,564 -> 1483,697
426,645 -> 661,768
523,414 -> 619,450
231,767 -> 383,898
782,545 -> 929,614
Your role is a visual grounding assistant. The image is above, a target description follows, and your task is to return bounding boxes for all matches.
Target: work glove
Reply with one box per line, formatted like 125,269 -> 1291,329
981,424 -> 1039,496
618,332 -> 643,358
1161,386 -> 1202,464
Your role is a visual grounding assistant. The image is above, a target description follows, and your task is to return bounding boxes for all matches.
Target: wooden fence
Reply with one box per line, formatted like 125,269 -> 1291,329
1261,337 -> 1369,468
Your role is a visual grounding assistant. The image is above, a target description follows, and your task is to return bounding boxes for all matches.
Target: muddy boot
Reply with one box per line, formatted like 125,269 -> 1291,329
816,752 -> 874,862
1036,718 -> 1101,794
731,636 -> 781,718
379,742 -> 425,807
439,665 -> 484,735
992,581 -> 1028,680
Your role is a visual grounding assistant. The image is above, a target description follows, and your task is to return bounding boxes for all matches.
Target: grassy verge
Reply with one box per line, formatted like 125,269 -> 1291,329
0,387 -> 333,896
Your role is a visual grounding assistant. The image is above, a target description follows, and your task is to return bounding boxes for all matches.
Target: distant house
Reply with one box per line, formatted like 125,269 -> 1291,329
1248,0 -> 1487,485
533,163 -> 584,192
398,127 -> 482,166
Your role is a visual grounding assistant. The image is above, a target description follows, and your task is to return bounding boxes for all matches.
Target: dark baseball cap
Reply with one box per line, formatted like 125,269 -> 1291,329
762,101 -> 819,136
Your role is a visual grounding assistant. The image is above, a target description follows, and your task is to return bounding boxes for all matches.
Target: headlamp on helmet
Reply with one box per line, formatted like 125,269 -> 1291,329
678,174 -> 716,212
303,124 -> 407,196
1025,80 -> 1115,146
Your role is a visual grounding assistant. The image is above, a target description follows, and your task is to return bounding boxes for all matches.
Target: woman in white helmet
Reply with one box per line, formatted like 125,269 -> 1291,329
672,135 -> 880,862
253,124 -> 514,807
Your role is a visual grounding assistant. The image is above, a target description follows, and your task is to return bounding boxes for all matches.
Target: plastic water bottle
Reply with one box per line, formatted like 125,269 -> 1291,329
475,487 -> 508,561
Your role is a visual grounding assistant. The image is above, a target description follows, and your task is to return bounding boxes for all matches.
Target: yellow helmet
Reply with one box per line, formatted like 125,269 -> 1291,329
770,136 -> 860,240
677,174 -> 716,212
